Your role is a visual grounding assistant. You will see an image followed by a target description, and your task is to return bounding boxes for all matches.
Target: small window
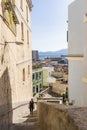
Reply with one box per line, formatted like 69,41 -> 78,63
33,86 -> 35,93
21,22 -> 24,40
40,83 -> 42,88
36,73 -> 38,80
23,68 -> 25,81
36,85 -> 38,93
27,30 -> 29,45
32,74 -> 35,80
40,83 -> 42,91
28,65 -> 30,74
26,6 -> 28,21
20,0 -> 23,10
39,72 -> 42,79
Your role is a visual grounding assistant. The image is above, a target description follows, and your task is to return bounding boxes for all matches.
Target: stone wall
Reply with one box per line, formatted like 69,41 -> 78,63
37,101 -> 87,130
0,102 -> 29,130
0,106 -> 12,130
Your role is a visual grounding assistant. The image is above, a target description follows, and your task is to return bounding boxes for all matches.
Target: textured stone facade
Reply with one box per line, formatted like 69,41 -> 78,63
0,0 -> 32,129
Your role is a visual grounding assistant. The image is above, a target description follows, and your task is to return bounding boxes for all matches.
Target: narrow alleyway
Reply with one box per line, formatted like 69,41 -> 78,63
10,110 -> 40,130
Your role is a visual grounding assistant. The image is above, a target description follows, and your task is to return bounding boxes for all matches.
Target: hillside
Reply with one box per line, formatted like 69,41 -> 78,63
39,49 -> 68,60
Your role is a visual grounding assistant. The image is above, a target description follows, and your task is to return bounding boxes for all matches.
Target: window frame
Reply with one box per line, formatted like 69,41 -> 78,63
23,68 -> 25,81
21,22 -> 24,40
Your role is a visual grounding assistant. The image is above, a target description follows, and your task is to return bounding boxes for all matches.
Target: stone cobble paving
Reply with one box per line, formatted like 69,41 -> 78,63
67,107 -> 87,130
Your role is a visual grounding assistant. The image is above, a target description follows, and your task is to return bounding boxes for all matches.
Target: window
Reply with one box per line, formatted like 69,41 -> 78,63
39,72 -> 42,79
27,30 -> 29,45
36,73 -> 38,80
36,85 -> 38,93
28,65 -> 30,74
26,6 -> 28,21
32,74 -> 35,80
21,22 -> 24,40
23,68 -> 25,81
33,86 -> 35,93
20,0 -> 23,10
40,83 -> 42,91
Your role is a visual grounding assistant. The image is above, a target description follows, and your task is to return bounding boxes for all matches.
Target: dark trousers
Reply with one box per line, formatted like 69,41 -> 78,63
30,107 -> 33,115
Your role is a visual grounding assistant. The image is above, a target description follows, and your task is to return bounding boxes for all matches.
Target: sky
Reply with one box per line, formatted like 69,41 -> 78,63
31,0 -> 74,52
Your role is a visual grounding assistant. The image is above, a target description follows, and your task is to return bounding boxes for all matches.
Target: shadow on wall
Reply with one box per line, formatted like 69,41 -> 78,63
0,67 -> 12,130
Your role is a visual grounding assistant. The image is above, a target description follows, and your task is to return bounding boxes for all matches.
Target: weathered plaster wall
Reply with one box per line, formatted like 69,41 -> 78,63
68,0 -> 87,106
37,102 -> 87,130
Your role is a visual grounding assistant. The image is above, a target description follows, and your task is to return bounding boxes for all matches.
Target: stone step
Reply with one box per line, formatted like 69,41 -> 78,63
25,117 -> 38,122
10,111 -> 40,130
11,123 -> 40,130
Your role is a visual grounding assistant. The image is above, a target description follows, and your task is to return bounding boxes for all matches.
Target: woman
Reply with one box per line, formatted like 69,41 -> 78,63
29,98 -> 34,115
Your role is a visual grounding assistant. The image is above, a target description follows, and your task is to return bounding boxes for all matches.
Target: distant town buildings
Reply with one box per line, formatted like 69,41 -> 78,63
32,56 -> 68,97
68,0 -> 87,106
0,0 -> 33,127
32,50 -> 39,61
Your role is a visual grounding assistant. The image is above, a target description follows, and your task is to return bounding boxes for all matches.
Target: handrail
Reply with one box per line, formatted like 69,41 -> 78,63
0,103 -> 28,118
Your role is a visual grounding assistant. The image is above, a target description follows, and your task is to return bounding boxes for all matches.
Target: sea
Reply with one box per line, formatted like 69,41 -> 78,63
39,53 -> 61,60
39,49 -> 67,60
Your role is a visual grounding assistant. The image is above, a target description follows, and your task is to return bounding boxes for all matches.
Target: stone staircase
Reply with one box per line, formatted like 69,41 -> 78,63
10,111 -> 40,130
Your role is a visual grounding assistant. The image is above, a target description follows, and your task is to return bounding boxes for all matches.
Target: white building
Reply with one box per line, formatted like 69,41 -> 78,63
68,0 -> 87,106
43,67 -> 56,87
0,0 -> 33,126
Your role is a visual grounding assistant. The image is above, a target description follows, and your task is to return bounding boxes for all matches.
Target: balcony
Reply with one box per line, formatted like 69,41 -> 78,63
67,54 -> 84,60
